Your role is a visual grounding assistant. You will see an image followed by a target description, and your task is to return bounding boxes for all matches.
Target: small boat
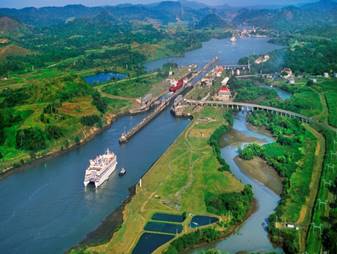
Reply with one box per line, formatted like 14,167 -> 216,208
119,168 -> 126,176
230,36 -> 237,43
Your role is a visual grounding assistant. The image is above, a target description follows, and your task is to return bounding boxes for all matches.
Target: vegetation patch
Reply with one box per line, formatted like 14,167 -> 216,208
246,111 -> 318,253
205,185 -> 253,224
102,73 -> 163,98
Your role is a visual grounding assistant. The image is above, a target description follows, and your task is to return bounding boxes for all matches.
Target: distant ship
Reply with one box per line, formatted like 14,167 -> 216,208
230,36 -> 237,43
84,149 -> 117,188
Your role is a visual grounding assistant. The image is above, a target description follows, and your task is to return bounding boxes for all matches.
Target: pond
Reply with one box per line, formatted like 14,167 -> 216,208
144,221 -> 183,234
132,233 -> 175,254
84,72 -> 128,85
189,215 -> 219,229
151,213 -> 186,223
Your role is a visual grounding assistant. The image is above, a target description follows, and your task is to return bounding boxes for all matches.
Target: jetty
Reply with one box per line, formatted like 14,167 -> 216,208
119,58 -> 219,143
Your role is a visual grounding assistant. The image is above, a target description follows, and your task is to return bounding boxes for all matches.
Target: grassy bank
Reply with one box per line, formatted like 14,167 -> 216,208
242,112 -> 320,253
306,129 -> 337,253
0,63 -> 191,173
74,107 -> 248,254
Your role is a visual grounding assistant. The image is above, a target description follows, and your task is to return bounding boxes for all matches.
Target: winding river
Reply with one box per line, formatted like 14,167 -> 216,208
0,37 -> 284,254
193,112 -> 283,254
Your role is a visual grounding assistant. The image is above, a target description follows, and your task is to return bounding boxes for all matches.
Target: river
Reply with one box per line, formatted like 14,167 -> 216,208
192,111 -> 284,254
0,37 -> 283,254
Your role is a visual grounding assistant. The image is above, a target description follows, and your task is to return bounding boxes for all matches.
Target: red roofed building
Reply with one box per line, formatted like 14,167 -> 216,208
214,86 -> 232,101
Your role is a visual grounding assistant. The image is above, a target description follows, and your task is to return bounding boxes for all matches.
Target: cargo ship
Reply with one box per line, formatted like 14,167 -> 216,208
169,79 -> 184,93
83,149 -> 117,188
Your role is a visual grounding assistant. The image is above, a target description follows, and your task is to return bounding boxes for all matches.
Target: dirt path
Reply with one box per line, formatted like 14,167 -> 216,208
310,88 -> 329,124
297,125 -> 325,252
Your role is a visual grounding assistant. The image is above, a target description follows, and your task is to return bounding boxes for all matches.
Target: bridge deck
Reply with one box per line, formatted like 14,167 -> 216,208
183,99 -> 311,122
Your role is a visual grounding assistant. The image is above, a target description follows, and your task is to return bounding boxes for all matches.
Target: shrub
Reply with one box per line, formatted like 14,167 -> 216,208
205,185 -> 253,223
92,92 -> 107,113
238,143 -> 264,160
208,125 -> 230,172
46,125 -> 63,140
16,127 -> 47,151
80,115 -> 102,127
163,228 -> 221,254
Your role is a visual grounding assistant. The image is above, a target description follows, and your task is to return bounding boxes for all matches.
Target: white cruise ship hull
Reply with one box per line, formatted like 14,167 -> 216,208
84,161 -> 117,188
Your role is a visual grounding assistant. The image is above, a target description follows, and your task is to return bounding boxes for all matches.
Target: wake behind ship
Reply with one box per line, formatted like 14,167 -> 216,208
84,149 -> 117,188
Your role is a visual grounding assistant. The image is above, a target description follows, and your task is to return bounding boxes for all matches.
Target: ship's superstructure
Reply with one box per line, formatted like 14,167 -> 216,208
83,149 -> 117,188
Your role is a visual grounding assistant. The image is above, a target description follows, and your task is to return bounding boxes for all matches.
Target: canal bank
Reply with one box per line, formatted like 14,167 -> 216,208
0,109 -> 191,254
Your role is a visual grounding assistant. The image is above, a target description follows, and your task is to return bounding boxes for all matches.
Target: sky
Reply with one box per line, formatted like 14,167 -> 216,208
0,0 -> 315,9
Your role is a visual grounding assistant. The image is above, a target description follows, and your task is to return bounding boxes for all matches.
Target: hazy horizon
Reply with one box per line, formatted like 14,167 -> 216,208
0,0 -> 315,9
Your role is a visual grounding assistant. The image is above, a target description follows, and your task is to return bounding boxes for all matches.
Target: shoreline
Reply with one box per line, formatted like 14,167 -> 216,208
69,185 -> 137,251
234,156 -> 283,195
183,199 -> 258,254
0,110 -> 130,180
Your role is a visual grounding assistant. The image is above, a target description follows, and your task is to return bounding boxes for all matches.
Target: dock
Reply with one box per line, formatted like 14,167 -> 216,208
119,58 -> 219,143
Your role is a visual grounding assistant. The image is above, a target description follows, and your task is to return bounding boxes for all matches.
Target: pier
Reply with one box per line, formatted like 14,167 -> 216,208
119,100 -> 170,143
119,58 -> 219,143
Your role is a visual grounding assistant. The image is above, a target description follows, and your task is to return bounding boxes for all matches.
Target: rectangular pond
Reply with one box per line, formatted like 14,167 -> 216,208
151,213 -> 185,223
189,215 -> 219,228
132,232 -> 174,254
144,221 -> 183,234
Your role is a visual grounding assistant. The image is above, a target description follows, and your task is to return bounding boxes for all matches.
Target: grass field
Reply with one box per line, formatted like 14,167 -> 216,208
102,73 -> 163,98
325,92 -> 337,127
264,77 -> 337,253
103,97 -> 132,114
83,107 -> 243,254
317,79 -> 337,128
306,129 -> 337,253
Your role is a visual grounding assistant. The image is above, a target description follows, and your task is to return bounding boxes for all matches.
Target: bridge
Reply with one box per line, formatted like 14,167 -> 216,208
182,99 -> 312,123
223,64 -> 250,71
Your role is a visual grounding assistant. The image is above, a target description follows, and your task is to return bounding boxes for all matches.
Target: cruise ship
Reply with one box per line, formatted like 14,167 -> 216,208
83,149 -> 117,188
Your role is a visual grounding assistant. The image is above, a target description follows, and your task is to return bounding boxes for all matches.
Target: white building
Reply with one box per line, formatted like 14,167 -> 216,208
221,77 -> 230,86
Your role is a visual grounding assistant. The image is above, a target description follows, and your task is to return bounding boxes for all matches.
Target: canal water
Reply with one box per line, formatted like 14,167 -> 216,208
0,110 -> 190,254
145,37 -> 281,71
0,37 -> 282,254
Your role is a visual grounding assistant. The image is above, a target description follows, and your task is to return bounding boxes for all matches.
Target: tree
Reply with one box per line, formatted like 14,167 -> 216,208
80,115 -> 102,127
16,127 -> 47,151
306,80 -> 314,87
46,125 -> 63,140
92,92 -> 107,113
